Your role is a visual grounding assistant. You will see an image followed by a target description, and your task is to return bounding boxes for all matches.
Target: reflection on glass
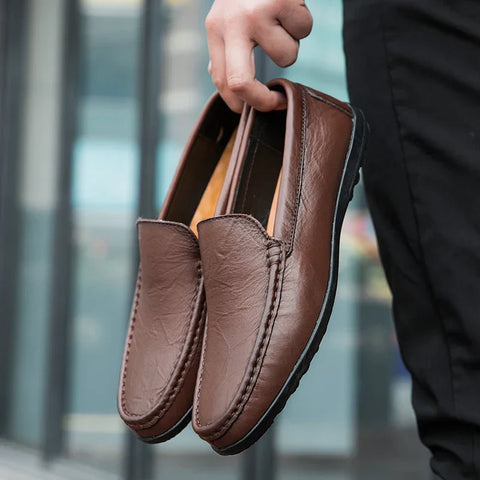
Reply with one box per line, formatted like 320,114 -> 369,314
65,0 -> 141,473
8,1 -> 66,448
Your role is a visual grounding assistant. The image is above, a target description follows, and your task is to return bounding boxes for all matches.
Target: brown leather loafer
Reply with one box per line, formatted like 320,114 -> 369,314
192,79 -> 367,454
117,94 -> 247,443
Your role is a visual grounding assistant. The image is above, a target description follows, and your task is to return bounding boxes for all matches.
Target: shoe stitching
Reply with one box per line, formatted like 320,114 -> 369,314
121,261 -> 203,429
196,243 -> 284,441
193,237 -> 272,430
286,87 -> 307,256
198,214 -> 281,244
121,261 -> 201,419
193,303 -> 209,429
193,219 -> 281,430
120,268 -> 142,414
304,87 -> 353,118
120,221 -> 200,422
136,290 -> 206,432
137,218 -> 199,246
202,245 -> 283,440
121,260 -> 201,419
193,242 -> 280,430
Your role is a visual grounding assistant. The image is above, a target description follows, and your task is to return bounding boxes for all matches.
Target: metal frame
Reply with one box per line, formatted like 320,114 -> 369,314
43,0 -> 81,461
241,428 -> 277,480
0,0 -> 28,437
136,0 -> 163,221
123,0 -> 164,478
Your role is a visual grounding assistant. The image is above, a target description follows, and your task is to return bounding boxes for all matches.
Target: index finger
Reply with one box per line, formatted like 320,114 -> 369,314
224,33 -> 286,112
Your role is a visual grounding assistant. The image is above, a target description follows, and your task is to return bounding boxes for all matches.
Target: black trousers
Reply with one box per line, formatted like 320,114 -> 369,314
343,0 -> 480,478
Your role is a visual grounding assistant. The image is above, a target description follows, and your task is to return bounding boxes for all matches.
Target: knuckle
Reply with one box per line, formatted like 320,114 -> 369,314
205,13 -> 219,32
211,74 -> 225,91
223,13 -> 240,28
227,75 -> 252,93
243,5 -> 259,22
243,0 -> 269,22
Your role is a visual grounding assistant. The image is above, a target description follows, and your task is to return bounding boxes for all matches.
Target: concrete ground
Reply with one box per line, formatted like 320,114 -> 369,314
0,426 -> 432,480
0,441 -> 117,480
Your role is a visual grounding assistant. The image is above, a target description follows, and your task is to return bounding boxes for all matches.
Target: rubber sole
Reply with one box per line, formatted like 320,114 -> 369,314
214,106 -> 369,456
140,407 -> 192,444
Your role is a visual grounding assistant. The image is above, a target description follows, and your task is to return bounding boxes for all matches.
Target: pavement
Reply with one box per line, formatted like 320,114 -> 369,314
0,441 -> 117,480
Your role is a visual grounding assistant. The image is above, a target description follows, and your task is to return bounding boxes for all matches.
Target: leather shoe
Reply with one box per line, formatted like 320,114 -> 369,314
117,94 -> 247,443
192,78 -> 367,454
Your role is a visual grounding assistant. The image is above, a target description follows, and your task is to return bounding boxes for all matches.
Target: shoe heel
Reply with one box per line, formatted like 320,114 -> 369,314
339,106 -> 369,213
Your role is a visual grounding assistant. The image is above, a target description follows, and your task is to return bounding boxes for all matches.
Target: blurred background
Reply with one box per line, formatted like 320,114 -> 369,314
0,0 -> 432,479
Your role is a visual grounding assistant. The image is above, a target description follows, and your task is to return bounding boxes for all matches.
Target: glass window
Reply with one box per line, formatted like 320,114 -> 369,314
7,0 -> 66,448
65,0 -> 142,473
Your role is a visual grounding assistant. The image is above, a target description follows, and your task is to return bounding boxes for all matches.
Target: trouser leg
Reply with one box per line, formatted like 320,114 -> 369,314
343,1 -> 480,478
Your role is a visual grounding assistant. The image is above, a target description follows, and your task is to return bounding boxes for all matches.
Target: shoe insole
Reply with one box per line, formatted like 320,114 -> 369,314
266,170 -> 281,236
232,110 -> 285,236
190,128 -> 238,236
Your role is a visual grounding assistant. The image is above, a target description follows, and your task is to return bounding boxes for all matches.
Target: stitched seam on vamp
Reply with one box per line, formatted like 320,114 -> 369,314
202,246 -> 283,439
120,270 -> 142,414
135,265 -> 204,430
199,214 -> 280,244
122,262 -> 201,419
193,307 -> 209,428
136,298 -> 206,432
286,88 -> 307,256
201,245 -> 283,440
194,238 -> 271,429
304,87 -> 353,118
121,262 -> 203,425
137,220 -> 200,248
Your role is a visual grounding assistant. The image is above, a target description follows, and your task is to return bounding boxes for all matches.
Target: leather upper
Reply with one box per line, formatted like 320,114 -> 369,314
195,215 -> 285,440
192,79 -> 354,448
117,94 -> 242,439
118,220 -> 204,436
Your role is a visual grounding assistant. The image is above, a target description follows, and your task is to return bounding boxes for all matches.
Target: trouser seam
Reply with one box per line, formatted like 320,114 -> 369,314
377,3 -> 458,417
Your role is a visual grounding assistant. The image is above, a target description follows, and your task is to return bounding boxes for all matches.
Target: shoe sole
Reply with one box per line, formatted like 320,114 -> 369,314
214,106 -> 369,456
140,407 -> 192,444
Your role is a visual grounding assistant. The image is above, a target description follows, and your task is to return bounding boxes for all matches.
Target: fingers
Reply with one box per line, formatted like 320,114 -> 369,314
223,33 -> 286,112
277,2 -> 313,40
205,0 -> 312,112
254,22 -> 299,68
206,21 -> 244,112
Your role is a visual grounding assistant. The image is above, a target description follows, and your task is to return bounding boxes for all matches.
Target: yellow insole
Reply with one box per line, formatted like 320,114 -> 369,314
266,170 -> 281,236
190,129 -> 237,236
190,129 -> 282,237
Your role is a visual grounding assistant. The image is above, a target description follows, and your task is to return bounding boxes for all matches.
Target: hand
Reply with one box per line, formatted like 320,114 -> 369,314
205,0 -> 313,113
